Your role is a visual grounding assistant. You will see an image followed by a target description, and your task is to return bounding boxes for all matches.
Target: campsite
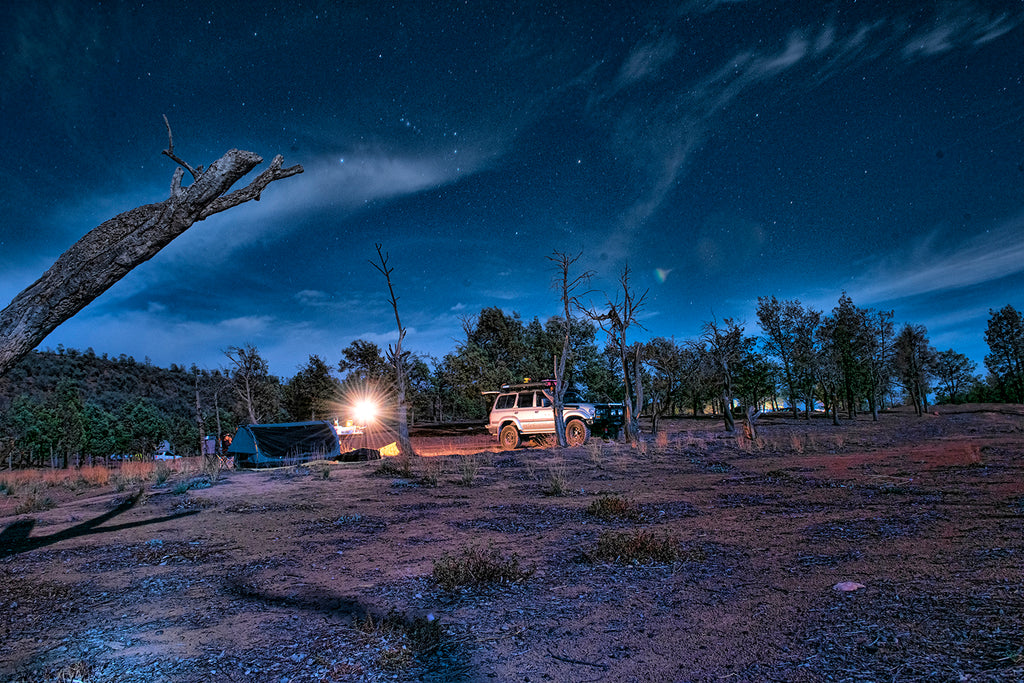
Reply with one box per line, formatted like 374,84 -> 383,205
1,405 -> 1023,682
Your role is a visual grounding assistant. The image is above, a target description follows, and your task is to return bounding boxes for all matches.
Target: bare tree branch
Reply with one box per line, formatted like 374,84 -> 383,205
161,115 -> 202,180
0,140 -> 304,378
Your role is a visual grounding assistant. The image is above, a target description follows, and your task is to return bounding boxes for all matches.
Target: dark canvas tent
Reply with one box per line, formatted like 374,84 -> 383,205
229,421 -> 341,468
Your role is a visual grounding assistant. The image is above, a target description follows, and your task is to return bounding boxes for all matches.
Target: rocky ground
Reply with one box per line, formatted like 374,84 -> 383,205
1,405 -> 1023,682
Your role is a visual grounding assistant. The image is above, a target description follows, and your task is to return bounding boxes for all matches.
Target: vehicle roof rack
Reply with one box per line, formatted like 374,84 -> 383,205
499,379 -> 555,391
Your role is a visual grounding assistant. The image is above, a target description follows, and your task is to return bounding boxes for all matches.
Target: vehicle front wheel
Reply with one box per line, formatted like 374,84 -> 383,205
499,424 -> 521,450
565,419 -> 590,447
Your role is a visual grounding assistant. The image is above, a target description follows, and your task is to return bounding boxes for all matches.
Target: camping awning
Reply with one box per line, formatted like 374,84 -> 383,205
229,421 -> 342,468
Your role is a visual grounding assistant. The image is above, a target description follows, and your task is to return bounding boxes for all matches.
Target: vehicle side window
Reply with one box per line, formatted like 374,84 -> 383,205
537,392 -> 551,407
517,392 -> 534,408
495,394 -> 515,410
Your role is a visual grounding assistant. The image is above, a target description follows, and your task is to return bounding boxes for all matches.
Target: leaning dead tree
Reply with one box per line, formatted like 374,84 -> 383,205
0,119 -> 303,378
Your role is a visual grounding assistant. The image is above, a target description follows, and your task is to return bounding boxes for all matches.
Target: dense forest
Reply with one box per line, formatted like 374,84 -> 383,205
1,296 -> 1021,468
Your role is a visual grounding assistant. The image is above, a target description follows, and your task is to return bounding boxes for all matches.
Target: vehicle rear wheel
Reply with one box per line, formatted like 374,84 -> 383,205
565,419 -> 590,447
499,424 -> 521,450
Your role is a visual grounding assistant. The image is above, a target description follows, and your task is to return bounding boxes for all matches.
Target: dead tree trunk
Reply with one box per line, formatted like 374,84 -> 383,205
0,141 -> 302,378
371,244 -> 416,458
548,251 -> 592,448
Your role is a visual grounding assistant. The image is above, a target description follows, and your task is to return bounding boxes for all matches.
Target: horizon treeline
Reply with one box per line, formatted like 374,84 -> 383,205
1,296 -> 1022,468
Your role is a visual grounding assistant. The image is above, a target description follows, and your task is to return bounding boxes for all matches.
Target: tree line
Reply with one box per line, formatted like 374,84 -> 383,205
1,297 -> 1022,467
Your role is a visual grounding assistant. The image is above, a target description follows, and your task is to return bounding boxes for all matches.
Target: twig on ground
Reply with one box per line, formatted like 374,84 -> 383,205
547,648 -> 609,670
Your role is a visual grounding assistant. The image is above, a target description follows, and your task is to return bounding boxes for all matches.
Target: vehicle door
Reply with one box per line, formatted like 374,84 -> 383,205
516,390 -> 542,434
534,390 -> 554,432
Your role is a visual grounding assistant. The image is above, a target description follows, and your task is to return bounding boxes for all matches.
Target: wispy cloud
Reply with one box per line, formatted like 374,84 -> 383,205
902,5 -> 1020,59
845,213 -> 1024,306
588,4 -> 1023,260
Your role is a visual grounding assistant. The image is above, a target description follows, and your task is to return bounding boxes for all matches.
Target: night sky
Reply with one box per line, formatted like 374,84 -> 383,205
2,1 -> 1022,379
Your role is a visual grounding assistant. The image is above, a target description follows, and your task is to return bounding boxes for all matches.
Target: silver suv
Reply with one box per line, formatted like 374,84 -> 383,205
486,381 -> 623,449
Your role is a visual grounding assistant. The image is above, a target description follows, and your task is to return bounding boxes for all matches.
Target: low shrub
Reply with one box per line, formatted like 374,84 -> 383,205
113,461 -> 154,491
78,465 -> 111,488
544,463 -> 569,496
587,529 -> 688,564
586,495 -> 642,522
458,454 -> 478,487
375,457 -> 413,478
172,476 -> 212,494
354,609 -> 464,676
153,461 -> 172,486
432,545 -> 532,590
417,457 -> 442,487
16,493 -> 55,514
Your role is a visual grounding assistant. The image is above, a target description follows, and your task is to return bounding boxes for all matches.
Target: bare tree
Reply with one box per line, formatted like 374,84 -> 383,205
225,344 -> 269,425
371,244 -> 415,457
0,119 -> 302,378
586,265 -> 647,444
548,251 -> 593,447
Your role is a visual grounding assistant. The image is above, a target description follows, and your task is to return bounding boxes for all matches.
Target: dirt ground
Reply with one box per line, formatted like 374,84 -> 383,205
1,405 -> 1023,683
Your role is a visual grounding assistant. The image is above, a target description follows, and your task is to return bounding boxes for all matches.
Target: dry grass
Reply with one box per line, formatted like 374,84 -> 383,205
586,495 -> 643,522
113,461 -> 155,491
653,430 -> 669,455
544,461 -> 570,496
681,432 -> 708,452
587,529 -> 690,564
432,545 -> 533,590
458,454 -> 478,486
417,456 -> 443,487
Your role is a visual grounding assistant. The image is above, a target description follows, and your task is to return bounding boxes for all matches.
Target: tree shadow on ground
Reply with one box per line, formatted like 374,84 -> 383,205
223,579 -> 473,681
0,489 -> 200,559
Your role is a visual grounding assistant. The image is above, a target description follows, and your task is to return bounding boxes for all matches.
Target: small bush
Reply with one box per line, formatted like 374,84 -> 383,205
432,545 -> 532,590
172,476 -> 212,494
355,609 -> 452,673
113,461 -> 154,491
587,495 -> 642,522
16,493 -> 55,514
203,456 -> 224,483
544,463 -> 569,496
653,430 -> 669,454
458,454 -> 478,487
78,465 -> 111,487
417,457 -> 442,487
375,457 -> 413,478
153,461 -> 172,486
54,660 -> 92,683
588,529 -> 686,564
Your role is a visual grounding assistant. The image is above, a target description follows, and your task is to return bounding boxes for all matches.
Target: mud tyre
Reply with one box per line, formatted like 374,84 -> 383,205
565,419 -> 590,447
499,424 -> 521,450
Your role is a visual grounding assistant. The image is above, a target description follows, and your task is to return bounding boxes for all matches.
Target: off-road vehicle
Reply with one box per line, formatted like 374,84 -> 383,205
485,380 -> 624,449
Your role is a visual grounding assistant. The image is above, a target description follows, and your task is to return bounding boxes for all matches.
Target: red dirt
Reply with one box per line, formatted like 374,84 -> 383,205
1,405 -> 1023,682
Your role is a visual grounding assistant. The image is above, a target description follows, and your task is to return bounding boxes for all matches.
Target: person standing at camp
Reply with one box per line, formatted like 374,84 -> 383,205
221,432 -> 232,455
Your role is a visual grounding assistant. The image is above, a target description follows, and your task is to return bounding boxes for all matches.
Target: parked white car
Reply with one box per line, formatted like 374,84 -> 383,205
486,381 -> 623,449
